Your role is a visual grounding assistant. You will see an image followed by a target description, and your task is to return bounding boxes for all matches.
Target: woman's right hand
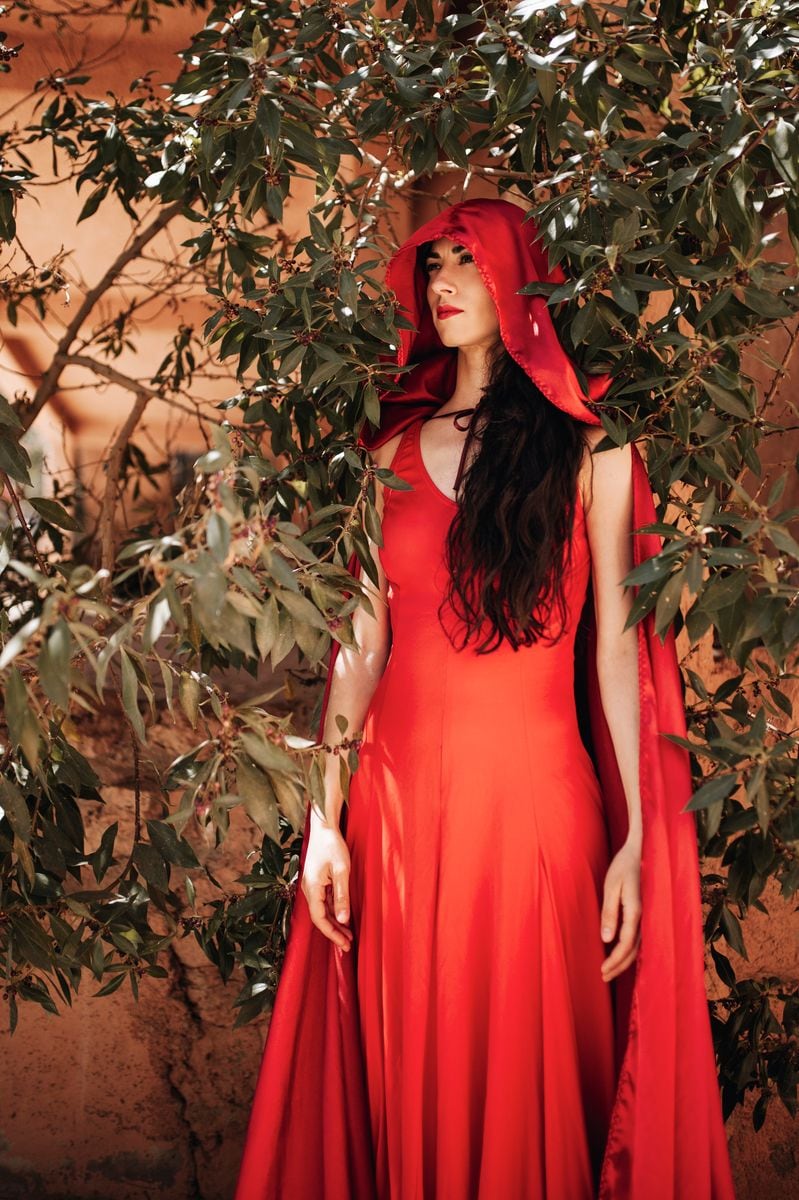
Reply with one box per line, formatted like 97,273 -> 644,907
301,822 -> 354,952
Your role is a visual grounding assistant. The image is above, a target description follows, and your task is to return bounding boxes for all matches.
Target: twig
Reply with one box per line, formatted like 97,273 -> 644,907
22,201 -> 185,432
130,718 -> 143,845
66,353 -> 221,430
0,470 -> 51,576
98,390 -> 152,582
68,354 -> 165,402
727,322 -> 799,497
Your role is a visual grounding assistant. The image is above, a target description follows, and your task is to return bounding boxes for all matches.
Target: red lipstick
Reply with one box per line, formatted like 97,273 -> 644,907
437,306 -> 463,320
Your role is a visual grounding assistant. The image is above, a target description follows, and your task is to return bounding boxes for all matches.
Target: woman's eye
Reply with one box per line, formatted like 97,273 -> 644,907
425,254 -> 473,275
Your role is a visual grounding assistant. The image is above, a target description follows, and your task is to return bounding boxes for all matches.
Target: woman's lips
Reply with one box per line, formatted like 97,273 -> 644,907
437,307 -> 463,320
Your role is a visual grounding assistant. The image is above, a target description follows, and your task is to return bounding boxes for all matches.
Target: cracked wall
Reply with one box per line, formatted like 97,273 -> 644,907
0,697 -> 269,1200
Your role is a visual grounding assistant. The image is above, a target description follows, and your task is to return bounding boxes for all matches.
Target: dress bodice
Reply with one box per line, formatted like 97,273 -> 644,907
378,416 -> 592,658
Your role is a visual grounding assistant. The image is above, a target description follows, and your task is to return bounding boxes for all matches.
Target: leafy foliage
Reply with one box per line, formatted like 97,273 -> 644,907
1,0 -> 798,1128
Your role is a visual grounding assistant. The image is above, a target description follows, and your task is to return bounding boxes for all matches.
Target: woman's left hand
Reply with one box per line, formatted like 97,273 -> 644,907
599,839 -> 642,983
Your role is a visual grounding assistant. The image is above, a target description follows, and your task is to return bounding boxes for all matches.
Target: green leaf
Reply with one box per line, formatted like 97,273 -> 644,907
94,972 -> 128,998
685,772 -> 739,812
0,777 -> 32,843
702,380 -> 751,421
38,618 -> 71,710
719,904 -> 747,959
277,588 -> 329,631
256,95 -> 281,146
235,755 -> 281,841
192,565 -> 227,631
4,667 -> 39,769
12,913 -> 53,970
536,66 -> 557,107
120,648 -> 146,743
766,117 -> 799,188
28,497 -> 81,532
178,671 -> 200,728
143,592 -> 172,652
146,819 -> 200,868
610,275 -> 639,316
270,770 -> 306,831
89,822 -> 118,882
77,183 -> 109,223
255,594 -> 279,659
239,729 -> 297,776
0,615 -> 40,671
133,842 -> 169,891
0,395 -> 23,430
654,566 -> 686,636
207,511 -> 231,564
0,432 -> 32,485
701,571 -> 748,612
710,944 -> 737,989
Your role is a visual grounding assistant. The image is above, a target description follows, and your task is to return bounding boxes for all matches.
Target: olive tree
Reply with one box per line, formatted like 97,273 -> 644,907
1,0 -> 798,1131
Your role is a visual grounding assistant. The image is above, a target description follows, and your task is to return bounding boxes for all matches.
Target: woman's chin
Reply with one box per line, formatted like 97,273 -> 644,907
437,331 -> 496,353
436,327 -> 472,348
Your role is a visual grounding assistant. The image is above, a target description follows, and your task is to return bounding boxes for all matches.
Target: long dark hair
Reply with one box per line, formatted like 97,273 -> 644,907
441,345 -> 591,654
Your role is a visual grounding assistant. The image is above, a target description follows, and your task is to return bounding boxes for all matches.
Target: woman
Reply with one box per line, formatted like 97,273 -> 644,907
235,199 -> 736,1200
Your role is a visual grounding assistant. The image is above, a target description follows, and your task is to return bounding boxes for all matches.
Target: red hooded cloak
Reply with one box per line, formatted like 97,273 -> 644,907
235,199 -> 736,1199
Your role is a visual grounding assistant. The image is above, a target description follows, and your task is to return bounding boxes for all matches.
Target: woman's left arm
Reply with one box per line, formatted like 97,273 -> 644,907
580,431 -> 643,984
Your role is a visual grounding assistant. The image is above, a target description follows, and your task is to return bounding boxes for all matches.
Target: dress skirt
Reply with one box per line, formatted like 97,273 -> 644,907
343,417 -> 616,1198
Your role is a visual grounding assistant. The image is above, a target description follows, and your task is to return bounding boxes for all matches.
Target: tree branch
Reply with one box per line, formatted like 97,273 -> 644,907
98,389 -> 152,584
21,200 -> 185,433
67,353 -> 222,435
68,354 -> 165,402
0,471 -> 51,576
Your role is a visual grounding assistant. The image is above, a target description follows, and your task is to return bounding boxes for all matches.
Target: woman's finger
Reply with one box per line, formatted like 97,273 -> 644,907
614,897 -> 641,950
600,879 -> 621,943
308,882 -> 352,951
601,913 -> 641,978
602,937 -> 640,981
331,863 -> 350,923
323,885 -> 354,945
305,879 -> 328,927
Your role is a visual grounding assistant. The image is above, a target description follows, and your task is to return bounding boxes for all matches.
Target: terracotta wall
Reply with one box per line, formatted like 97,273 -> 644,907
1,10 -> 797,1199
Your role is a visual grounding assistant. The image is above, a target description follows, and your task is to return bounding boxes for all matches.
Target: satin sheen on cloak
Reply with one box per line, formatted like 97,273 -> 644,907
235,199 -> 736,1199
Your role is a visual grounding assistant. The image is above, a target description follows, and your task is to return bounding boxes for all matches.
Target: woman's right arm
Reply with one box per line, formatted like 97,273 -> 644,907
301,433 -> 400,950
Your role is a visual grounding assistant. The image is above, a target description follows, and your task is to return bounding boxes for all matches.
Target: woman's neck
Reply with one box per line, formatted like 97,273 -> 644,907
438,342 -> 495,412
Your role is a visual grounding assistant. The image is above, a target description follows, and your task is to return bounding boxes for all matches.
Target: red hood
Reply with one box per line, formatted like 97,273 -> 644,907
362,197 -> 611,449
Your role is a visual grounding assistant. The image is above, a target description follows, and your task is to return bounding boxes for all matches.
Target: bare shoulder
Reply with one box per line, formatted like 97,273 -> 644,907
368,428 -> 405,519
371,429 -> 404,471
579,426 -> 632,512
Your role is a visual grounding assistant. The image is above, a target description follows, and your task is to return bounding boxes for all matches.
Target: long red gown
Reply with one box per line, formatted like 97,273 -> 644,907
235,197 -> 737,1199
344,414 -> 615,1197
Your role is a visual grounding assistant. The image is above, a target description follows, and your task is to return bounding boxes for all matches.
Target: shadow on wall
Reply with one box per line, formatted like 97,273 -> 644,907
0,701 -> 266,1200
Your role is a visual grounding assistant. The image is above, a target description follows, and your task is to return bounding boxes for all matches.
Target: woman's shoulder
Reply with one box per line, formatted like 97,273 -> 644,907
370,423 -> 413,471
579,426 -> 633,512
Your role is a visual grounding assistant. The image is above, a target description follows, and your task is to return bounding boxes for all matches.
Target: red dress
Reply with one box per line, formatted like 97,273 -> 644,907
345,415 -> 615,1197
234,195 -> 737,1199
234,435 -> 737,1200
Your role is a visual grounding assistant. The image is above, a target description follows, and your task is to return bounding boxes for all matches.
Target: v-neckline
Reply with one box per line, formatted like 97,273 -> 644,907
413,417 -> 589,519
414,418 -> 460,508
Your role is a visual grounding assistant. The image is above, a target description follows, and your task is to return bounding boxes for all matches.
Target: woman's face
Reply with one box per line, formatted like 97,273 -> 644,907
423,237 -> 501,351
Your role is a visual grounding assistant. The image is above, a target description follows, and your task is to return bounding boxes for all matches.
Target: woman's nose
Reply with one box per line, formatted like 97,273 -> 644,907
430,271 -> 455,295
